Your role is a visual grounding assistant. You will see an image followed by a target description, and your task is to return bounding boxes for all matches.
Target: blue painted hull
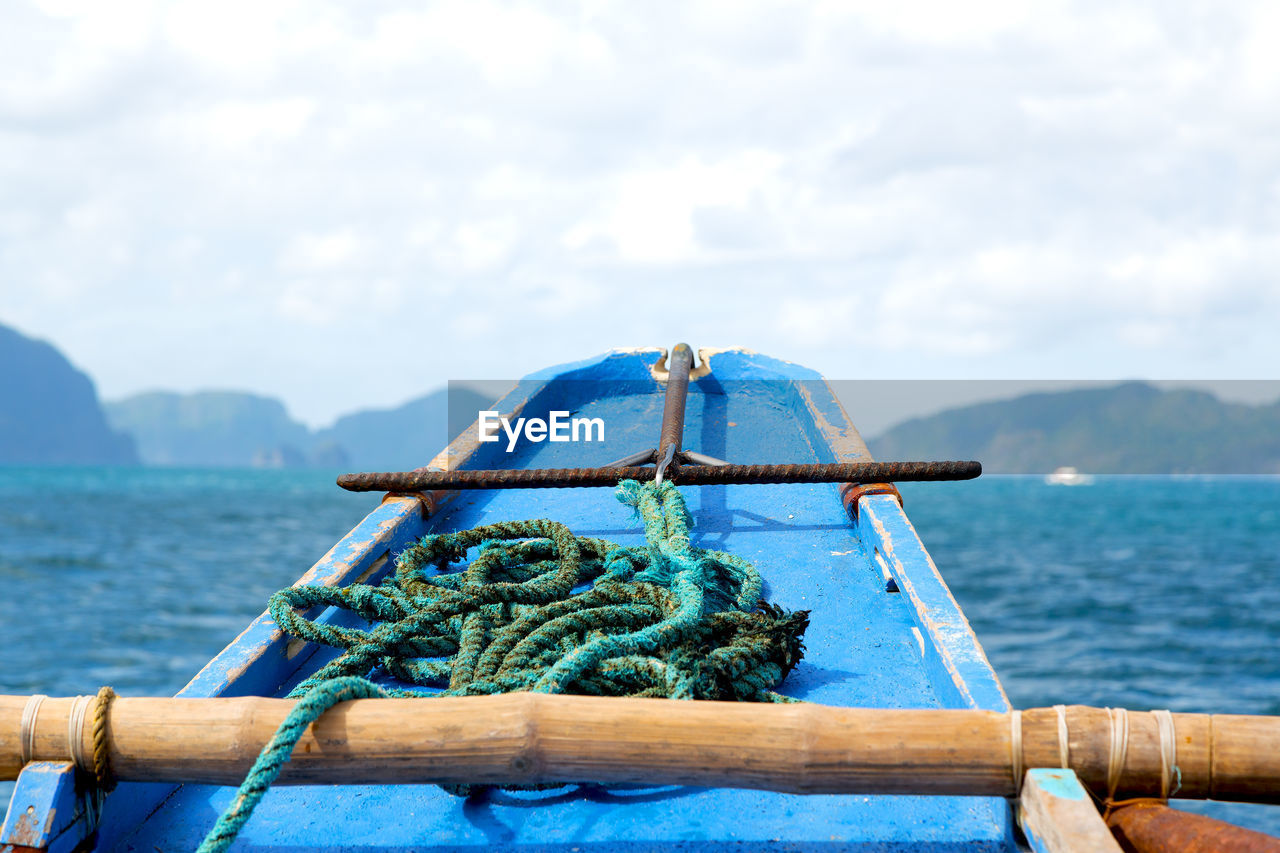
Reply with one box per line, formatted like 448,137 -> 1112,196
94,348 -> 1016,850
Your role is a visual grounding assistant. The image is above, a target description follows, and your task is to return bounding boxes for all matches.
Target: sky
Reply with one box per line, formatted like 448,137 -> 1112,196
2,0 -> 1279,430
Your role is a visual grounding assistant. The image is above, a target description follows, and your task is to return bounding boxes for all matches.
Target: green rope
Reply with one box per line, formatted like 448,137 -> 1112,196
199,480 -> 808,852
196,676 -> 386,853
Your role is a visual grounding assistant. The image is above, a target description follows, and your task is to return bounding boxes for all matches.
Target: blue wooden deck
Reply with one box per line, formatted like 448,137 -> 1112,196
96,348 -> 1016,851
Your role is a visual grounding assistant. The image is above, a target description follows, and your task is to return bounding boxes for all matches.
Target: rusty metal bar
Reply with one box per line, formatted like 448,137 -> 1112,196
1106,800 -> 1280,852
337,460 -> 981,492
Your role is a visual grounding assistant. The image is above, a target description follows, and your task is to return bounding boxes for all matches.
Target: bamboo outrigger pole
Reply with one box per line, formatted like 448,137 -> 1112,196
3,693 -> 1279,803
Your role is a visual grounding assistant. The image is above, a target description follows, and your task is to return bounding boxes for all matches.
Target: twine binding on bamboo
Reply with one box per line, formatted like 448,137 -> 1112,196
1009,709 -> 1023,793
1152,708 -> 1181,799
67,695 -> 92,772
1011,705 -> 1180,805
19,693 -> 47,765
1105,707 -> 1130,802
1095,707 -> 1184,820
1053,704 -> 1070,768
29,687 -> 119,784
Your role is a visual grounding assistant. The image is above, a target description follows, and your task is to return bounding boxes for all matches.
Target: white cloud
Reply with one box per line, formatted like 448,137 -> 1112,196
279,229 -> 363,273
2,0 -> 1280,427
565,152 -> 786,263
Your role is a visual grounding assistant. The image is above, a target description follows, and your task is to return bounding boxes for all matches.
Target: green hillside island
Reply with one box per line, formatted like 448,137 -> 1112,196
105,386 -> 495,470
868,382 -> 1280,475
104,391 -> 316,467
6,318 -> 1277,474
0,323 -> 137,464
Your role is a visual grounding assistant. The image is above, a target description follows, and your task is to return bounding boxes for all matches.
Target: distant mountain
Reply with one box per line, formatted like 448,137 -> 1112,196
868,382 -> 1280,474
0,323 -> 138,464
102,386 -> 497,469
314,387 -> 496,472
105,391 -> 314,467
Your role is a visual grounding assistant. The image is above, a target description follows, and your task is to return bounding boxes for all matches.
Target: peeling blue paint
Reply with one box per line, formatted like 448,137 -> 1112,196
1,762 -> 93,853
1027,768 -> 1088,802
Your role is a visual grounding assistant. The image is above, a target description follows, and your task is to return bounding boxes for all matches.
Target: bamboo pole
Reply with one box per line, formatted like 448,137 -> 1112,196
2,695 -> 1278,803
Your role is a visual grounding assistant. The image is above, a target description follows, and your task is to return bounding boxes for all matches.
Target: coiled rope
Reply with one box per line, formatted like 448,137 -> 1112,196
197,479 -> 808,853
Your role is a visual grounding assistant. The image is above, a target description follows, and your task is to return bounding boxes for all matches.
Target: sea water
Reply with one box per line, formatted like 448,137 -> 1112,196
0,468 -> 1277,836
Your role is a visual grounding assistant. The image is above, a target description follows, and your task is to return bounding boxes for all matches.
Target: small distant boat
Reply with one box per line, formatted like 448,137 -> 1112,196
1045,466 -> 1094,486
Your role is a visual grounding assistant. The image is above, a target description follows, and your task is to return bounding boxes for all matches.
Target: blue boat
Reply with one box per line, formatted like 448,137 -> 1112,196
3,347 -> 1042,850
